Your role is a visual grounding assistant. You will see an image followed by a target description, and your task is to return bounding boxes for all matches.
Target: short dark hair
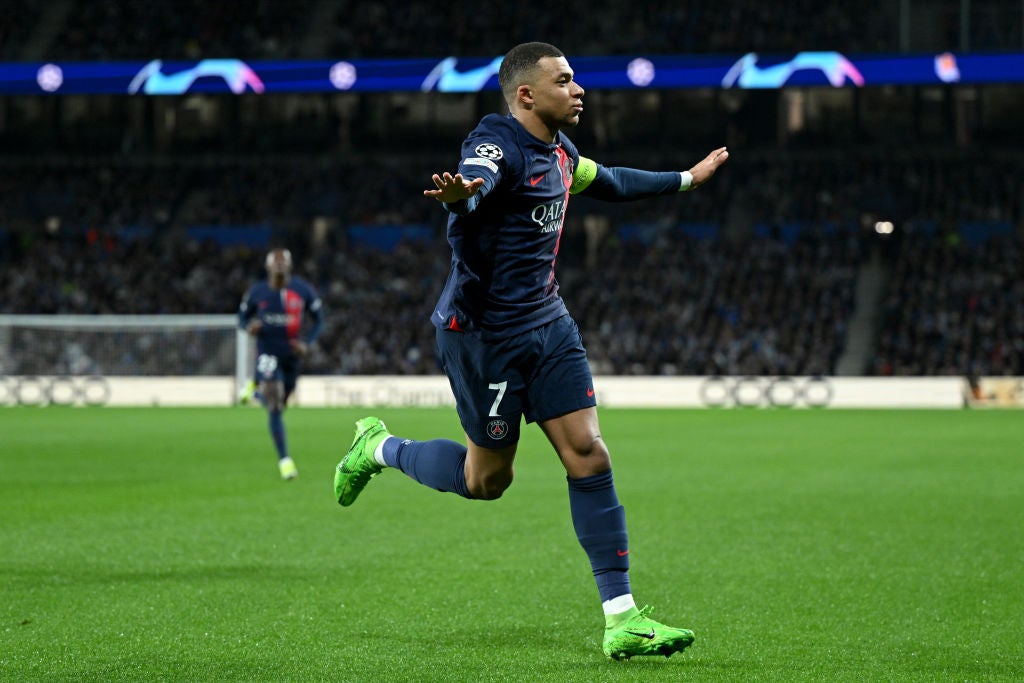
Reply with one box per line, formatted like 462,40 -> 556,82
498,42 -> 564,104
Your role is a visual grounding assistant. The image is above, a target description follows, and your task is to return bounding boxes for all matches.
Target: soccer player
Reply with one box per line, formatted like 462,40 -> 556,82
239,248 -> 323,480
334,42 -> 728,659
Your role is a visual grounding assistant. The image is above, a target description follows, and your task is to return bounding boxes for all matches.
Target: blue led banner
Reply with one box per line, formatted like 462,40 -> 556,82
3,52 -> 1023,95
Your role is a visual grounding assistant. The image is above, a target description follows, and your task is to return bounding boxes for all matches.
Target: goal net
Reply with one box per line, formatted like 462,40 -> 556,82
0,315 -> 250,401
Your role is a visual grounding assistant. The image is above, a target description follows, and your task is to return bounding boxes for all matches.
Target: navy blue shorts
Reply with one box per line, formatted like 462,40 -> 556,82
436,314 -> 597,448
254,352 -> 300,399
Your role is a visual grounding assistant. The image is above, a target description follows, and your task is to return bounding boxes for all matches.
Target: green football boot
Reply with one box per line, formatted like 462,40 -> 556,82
237,379 -> 257,405
334,417 -> 390,506
602,606 -> 695,661
278,456 -> 298,481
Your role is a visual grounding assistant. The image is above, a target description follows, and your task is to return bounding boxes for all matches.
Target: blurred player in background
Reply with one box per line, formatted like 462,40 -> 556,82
334,42 -> 728,659
239,248 -> 323,480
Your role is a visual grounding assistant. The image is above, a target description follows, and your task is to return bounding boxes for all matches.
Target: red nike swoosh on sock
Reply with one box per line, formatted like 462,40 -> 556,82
616,549 -> 629,557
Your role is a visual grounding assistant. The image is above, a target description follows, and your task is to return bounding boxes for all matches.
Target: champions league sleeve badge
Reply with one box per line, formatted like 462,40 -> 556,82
474,142 -> 503,160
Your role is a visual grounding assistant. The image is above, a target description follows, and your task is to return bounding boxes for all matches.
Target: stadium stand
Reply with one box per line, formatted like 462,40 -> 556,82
873,232 -> 1024,377
32,1 -> 317,60
2,1 -> 1022,377
0,1 -> 44,60
7,1 -> 1021,59
2,148 -> 1020,377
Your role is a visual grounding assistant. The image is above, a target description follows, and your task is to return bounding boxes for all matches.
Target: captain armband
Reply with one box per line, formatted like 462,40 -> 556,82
679,171 -> 694,192
570,156 -> 598,195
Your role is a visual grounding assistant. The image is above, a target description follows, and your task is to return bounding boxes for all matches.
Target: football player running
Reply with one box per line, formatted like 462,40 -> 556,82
335,42 -> 727,660
239,248 -> 323,480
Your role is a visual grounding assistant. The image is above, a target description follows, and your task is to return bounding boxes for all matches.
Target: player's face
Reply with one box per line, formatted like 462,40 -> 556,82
530,56 -> 584,131
266,250 -> 292,283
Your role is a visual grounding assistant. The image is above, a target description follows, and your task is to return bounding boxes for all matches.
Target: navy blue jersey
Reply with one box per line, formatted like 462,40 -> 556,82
432,113 -> 581,338
432,113 -> 682,339
238,276 -> 323,360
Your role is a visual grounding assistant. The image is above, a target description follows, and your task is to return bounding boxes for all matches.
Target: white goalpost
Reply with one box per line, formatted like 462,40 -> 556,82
0,315 -> 250,406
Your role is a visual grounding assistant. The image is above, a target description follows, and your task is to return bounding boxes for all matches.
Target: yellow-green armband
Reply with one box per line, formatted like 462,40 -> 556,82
570,156 -> 598,195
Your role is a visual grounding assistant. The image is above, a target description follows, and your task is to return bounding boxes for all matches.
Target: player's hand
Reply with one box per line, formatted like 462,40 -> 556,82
290,340 -> 309,358
246,321 -> 262,337
688,147 -> 729,189
423,172 -> 485,203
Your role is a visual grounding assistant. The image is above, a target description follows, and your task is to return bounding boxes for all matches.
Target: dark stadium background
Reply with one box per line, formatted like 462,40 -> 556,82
1,0 -> 1021,379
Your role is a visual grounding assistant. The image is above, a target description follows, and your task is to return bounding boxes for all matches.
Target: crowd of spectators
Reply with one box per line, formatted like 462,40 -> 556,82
2,146 -> 1021,379
4,0 -> 1021,60
37,0 -> 316,61
326,1 -> 899,59
0,1 -> 43,60
0,234 -> 448,378
0,218 -> 862,378
561,228 -> 862,376
873,232 -> 1024,376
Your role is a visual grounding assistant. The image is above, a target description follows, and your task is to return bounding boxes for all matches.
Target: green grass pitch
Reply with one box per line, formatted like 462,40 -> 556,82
2,406 -> 1022,682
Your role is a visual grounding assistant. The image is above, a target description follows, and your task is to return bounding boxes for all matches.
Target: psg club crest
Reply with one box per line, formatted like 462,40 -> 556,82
486,419 -> 509,440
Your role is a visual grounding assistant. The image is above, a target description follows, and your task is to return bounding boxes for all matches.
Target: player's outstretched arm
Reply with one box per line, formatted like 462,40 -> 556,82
424,172 -> 485,203
688,146 -> 729,189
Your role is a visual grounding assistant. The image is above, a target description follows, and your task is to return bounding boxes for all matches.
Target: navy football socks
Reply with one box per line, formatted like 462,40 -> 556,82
568,470 -> 632,602
268,410 -> 288,460
380,439 -> 632,602
382,437 -> 472,499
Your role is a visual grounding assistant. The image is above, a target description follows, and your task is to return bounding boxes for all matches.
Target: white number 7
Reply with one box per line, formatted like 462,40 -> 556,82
488,381 -> 507,417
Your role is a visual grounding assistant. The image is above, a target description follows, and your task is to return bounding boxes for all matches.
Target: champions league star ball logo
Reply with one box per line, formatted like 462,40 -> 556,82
486,419 -> 509,440
474,143 -> 503,160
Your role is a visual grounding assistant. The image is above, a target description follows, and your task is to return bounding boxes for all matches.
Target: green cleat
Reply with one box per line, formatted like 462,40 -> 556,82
278,456 -> 298,481
602,606 -> 695,661
334,417 -> 390,506
238,379 -> 257,405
